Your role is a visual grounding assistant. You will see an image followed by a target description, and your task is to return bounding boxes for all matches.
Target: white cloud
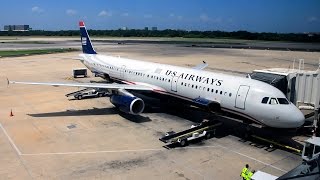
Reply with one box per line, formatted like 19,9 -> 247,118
177,15 -> 183,20
169,13 -> 175,17
98,10 -> 112,17
144,14 -> 152,18
121,12 -> 129,17
308,16 -> 318,22
31,6 -> 44,13
66,9 -> 77,16
200,14 -> 209,21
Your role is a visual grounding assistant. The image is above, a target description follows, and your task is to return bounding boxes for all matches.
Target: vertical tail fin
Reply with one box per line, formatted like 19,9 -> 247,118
79,21 -> 97,54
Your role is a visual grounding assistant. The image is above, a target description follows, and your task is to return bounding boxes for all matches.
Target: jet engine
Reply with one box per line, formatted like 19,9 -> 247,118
110,90 -> 145,115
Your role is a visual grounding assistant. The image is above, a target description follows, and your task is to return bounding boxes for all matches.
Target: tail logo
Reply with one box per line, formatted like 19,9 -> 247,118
81,37 -> 87,45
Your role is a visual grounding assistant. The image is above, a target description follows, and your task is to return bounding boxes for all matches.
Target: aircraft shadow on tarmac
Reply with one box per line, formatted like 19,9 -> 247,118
28,107 -> 119,117
28,107 -> 152,123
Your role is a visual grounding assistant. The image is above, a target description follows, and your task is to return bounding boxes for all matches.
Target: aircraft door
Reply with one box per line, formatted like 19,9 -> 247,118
235,85 -> 250,109
171,75 -> 180,92
120,65 -> 126,79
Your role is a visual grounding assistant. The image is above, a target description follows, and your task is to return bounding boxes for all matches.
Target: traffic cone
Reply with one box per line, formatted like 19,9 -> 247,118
10,109 -> 14,117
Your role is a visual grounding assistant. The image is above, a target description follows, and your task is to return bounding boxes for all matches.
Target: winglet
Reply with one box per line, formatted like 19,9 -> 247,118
6,78 -> 16,86
192,61 -> 208,70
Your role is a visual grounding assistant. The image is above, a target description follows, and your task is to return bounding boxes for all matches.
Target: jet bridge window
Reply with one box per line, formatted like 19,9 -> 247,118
269,98 -> 278,105
261,97 -> 269,104
277,98 -> 289,104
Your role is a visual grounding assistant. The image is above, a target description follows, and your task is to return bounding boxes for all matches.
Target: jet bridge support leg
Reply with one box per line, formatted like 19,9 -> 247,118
315,109 -> 320,136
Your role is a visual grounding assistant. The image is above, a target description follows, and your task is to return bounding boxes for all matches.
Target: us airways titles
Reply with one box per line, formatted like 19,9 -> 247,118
165,70 -> 223,86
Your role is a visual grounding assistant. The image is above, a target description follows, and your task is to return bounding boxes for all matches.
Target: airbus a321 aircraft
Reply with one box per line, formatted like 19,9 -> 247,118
9,21 -> 305,129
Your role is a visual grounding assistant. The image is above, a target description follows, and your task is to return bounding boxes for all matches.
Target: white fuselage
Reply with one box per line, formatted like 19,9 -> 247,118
80,53 -> 305,128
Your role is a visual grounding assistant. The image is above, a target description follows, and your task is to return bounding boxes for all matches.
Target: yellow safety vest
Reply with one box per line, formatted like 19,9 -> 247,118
246,171 -> 253,180
241,167 -> 248,178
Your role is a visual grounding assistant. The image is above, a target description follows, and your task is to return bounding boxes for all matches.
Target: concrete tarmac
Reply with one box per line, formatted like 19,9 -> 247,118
0,38 -> 319,179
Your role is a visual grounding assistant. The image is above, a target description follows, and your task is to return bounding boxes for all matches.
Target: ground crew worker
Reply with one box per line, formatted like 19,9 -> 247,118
240,164 -> 249,180
246,170 -> 255,180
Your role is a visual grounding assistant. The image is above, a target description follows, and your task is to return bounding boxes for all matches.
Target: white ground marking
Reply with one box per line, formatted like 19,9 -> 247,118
21,148 -> 165,156
20,144 -> 286,172
0,121 -> 34,179
0,122 -> 22,155
215,144 -> 287,172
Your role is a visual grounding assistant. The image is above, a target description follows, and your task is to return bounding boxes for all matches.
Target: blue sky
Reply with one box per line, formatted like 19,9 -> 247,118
1,0 -> 319,33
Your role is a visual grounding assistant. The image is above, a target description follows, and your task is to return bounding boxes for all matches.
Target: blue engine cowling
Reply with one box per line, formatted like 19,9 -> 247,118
110,95 -> 145,115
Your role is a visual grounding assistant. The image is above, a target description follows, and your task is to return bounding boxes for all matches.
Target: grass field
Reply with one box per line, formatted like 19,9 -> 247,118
0,48 -> 78,57
0,36 -> 270,43
0,41 -> 53,44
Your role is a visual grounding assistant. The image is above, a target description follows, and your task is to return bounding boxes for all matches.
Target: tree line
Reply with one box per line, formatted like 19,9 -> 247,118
0,29 -> 319,42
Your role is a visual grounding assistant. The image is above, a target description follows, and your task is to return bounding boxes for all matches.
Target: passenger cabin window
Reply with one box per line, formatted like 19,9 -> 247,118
277,98 -> 289,104
261,97 -> 269,104
269,98 -> 278,105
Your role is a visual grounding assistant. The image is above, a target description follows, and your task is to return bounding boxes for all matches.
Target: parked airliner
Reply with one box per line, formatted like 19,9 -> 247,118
9,21 -> 305,128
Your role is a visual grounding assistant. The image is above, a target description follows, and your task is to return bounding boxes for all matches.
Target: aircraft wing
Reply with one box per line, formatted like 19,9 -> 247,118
192,61 -> 208,70
8,80 -> 153,91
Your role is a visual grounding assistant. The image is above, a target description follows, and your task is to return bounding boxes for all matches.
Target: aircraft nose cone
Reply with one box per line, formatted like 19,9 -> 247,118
294,110 -> 305,127
289,108 -> 305,128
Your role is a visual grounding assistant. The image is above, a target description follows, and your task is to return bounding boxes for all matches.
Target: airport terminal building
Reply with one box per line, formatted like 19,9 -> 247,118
4,25 -> 30,31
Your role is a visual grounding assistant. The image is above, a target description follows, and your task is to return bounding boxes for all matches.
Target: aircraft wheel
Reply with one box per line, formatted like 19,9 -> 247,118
205,132 -> 211,139
179,139 -> 187,147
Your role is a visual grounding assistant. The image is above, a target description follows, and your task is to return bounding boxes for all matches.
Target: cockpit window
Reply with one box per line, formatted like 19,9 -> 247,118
261,97 -> 269,104
278,98 -> 289,104
269,98 -> 278,105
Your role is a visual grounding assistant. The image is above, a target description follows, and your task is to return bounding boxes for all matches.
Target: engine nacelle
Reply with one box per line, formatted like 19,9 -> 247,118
110,95 -> 145,115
